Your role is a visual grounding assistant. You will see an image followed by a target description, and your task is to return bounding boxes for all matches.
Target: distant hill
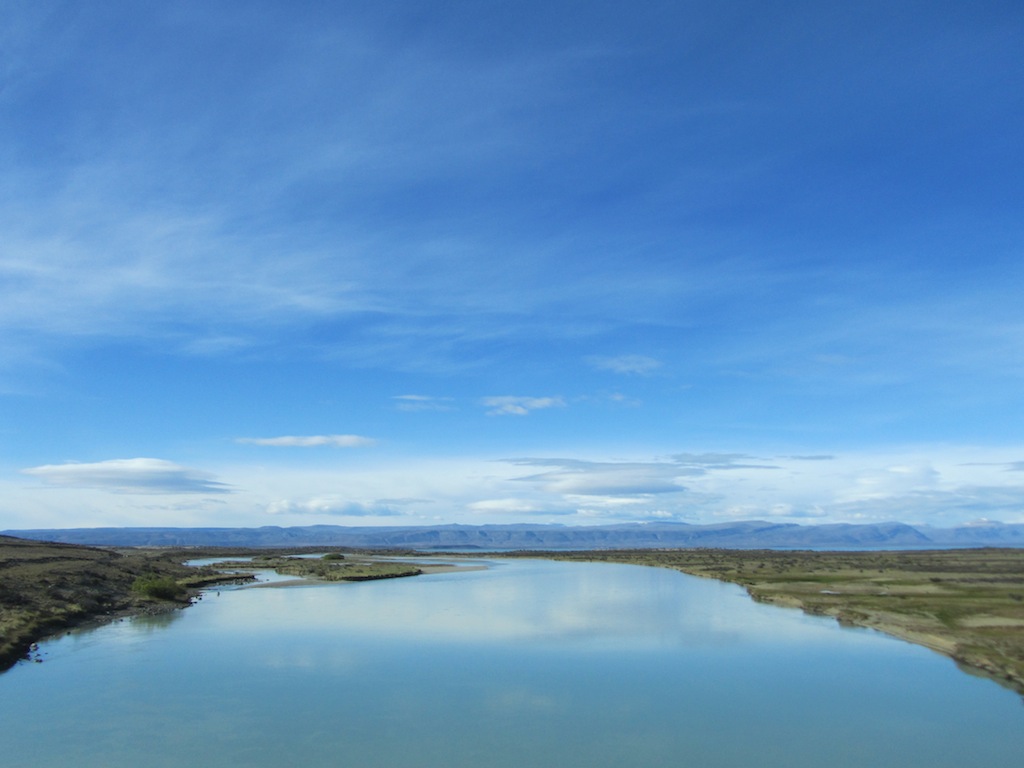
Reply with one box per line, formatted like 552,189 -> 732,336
5,520 -> 1024,549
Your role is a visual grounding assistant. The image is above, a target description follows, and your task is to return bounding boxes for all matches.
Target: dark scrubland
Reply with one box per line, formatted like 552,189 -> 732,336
0,535 -> 250,670
502,547 -> 1024,695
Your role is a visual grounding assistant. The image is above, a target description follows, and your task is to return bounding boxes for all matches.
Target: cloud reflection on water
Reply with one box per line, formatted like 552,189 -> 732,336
191,559 -> 869,651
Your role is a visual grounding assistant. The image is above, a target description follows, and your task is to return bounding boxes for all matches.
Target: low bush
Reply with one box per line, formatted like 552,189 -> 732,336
131,574 -> 187,601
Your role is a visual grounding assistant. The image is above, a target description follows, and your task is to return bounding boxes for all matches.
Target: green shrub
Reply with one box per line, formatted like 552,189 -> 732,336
132,574 -> 187,601
321,553 -> 345,561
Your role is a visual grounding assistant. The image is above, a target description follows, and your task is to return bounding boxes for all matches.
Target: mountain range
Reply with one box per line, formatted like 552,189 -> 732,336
5,520 -> 1024,550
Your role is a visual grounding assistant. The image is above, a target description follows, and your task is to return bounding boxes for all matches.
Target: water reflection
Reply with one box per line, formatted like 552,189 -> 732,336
128,610 -> 183,632
205,559 -> 859,649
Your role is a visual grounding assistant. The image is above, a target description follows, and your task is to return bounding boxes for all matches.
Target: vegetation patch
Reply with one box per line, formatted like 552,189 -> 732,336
131,574 -> 188,602
210,555 -> 421,582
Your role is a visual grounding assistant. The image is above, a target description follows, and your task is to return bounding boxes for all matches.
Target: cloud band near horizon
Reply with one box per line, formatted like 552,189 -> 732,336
236,435 -> 377,447
21,458 -> 231,495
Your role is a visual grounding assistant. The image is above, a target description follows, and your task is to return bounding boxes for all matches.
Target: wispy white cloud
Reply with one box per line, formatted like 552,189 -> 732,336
467,498 -> 559,515
673,453 -> 779,470
509,458 -> 696,496
236,435 -> 377,448
2,4 -> 1020,393
489,450 -> 1024,526
587,354 -> 662,375
0,8 -> 715,380
393,394 -> 455,412
266,497 -> 402,517
180,335 -> 257,357
605,392 -> 642,407
21,458 -> 231,495
833,462 -> 942,504
506,454 -> 781,500
482,396 -> 565,416
960,460 -> 1024,473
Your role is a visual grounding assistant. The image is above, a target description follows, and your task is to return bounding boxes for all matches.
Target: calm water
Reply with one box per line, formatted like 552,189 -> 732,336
1,559 -> 1021,767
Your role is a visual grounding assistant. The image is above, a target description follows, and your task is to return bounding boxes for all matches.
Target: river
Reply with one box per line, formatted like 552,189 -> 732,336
1,558 -> 1021,766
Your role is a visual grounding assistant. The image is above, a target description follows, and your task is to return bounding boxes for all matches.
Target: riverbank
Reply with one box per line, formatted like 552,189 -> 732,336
0,535 -> 252,670
510,548 -> 1024,695
0,536 -> 459,671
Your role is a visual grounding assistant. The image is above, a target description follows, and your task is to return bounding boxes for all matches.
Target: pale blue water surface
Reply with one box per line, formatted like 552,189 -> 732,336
1,559 -> 1021,767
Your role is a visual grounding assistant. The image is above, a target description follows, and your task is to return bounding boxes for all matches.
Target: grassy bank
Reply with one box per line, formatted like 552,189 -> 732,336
1,538 -> 428,671
510,548 -> 1024,695
0,535 -> 249,671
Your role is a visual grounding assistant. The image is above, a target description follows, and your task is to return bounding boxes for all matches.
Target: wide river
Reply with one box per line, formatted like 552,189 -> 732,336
1,558 -> 1021,766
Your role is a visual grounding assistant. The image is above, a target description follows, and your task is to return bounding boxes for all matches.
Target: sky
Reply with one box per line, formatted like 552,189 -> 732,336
1,0 -> 1023,531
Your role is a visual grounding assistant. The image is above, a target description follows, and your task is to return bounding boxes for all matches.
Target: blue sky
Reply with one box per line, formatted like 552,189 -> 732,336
2,0 -> 1023,530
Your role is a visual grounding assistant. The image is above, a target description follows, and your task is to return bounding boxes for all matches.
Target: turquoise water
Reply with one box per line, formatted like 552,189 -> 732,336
1,559 -> 1021,767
